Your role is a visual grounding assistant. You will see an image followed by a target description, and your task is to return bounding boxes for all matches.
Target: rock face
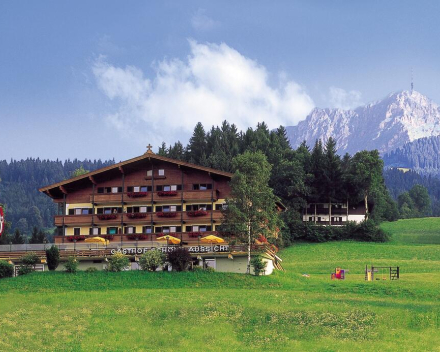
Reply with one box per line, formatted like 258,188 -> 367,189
286,90 -> 440,156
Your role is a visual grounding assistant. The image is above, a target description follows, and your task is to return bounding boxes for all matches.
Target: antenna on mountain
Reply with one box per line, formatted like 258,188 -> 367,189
411,68 -> 414,92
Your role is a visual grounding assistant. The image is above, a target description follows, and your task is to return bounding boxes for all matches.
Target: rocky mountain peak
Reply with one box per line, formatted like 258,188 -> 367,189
286,91 -> 440,156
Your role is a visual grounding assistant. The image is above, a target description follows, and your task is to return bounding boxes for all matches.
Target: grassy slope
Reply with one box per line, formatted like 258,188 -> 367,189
0,219 -> 439,352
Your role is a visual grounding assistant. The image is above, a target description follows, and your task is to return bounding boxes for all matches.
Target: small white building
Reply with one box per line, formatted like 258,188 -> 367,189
302,202 -> 368,225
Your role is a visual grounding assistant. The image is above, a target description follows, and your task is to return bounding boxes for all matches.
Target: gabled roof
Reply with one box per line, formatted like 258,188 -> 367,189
39,151 -> 233,197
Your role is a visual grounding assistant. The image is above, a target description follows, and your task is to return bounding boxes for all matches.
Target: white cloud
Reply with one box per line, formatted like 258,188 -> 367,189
92,41 -> 314,147
328,86 -> 363,110
191,9 -> 218,31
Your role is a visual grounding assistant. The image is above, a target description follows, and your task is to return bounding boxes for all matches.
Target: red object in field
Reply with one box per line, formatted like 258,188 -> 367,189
0,206 -> 4,237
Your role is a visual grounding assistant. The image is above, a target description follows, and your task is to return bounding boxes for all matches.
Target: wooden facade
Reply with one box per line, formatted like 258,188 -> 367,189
40,150 -> 233,244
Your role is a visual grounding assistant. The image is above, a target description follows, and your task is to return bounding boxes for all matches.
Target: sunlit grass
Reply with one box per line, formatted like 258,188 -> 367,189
0,218 -> 439,351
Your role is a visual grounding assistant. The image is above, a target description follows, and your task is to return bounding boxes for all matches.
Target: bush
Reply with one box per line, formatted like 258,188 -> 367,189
46,245 -> 60,271
354,220 -> 390,242
139,250 -> 165,271
107,252 -> 130,272
167,248 -> 192,272
17,252 -> 40,275
284,220 -> 389,243
21,252 -> 40,268
17,265 -> 33,276
64,256 -> 78,273
251,256 -> 267,276
0,260 -> 14,279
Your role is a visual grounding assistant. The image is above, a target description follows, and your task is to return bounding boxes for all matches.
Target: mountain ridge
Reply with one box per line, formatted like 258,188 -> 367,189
286,90 -> 440,156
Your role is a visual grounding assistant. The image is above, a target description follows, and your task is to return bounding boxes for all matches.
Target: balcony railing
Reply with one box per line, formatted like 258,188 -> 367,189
89,190 -> 218,204
56,210 -> 223,227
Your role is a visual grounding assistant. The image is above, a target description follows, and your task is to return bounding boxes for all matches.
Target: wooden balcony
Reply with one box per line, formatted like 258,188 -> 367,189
87,190 -> 219,205
91,193 -> 123,204
182,190 -> 217,201
55,210 -> 224,227
54,215 -> 93,226
304,208 -> 348,216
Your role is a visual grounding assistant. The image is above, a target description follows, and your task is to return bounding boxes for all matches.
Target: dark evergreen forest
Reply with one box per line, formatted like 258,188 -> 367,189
0,158 -> 114,235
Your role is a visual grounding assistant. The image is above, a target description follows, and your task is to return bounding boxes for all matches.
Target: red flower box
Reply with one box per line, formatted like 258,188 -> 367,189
127,234 -> 148,240
127,192 -> 148,198
156,212 -> 177,218
126,212 -> 147,219
97,214 -> 118,220
188,232 -> 201,238
101,235 -> 114,240
67,235 -> 86,242
157,191 -> 177,197
187,210 -> 208,217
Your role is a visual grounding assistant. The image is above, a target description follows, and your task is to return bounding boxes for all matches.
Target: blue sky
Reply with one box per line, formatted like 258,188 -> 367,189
1,1 -> 439,161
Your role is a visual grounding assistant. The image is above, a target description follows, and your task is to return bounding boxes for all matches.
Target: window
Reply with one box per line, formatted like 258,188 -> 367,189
107,227 -> 119,235
156,184 -> 182,191
124,226 -> 136,234
127,206 -> 152,213
89,227 -> 101,235
156,205 -> 181,212
163,226 -> 181,233
73,228 -> 80,236
97,207 -> 122,214
97,187 -> 122,194
187,204 -> 212,211
187,225 -> 211,232
69,208 -> 92,215
143,226 -> 153,234
193,184 -> 212,190
215,203 -> 227,210
158,169 -> 165,176
127,185 -> 152,192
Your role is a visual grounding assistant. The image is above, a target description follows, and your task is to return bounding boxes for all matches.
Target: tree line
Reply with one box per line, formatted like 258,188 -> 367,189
0,158 -> 114,242
159,121 -> 399,244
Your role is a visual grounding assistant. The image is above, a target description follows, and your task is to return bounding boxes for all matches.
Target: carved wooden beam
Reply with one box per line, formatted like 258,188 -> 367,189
89,176 -> 97,185
59,186 -> 68,195
119,166 -> 124,174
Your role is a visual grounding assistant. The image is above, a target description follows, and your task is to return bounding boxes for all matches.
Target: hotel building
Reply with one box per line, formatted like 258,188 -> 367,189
38,148 -> 281,274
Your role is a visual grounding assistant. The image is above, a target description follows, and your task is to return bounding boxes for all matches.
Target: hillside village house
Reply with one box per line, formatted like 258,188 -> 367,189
36,147 -> 281,274
302,202 -> 368,225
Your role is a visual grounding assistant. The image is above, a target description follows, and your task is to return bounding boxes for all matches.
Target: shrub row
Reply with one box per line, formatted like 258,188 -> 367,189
283,220 -> 389,244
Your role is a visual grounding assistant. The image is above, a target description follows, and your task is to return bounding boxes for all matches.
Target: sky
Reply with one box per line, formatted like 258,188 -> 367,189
1,1 -> 440,162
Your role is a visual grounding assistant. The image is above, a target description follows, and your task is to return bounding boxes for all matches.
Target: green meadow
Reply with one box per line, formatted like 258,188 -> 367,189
1,218 -> 439,352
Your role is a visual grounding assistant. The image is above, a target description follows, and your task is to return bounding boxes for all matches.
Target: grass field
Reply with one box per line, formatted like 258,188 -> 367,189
1,219 -> 439,352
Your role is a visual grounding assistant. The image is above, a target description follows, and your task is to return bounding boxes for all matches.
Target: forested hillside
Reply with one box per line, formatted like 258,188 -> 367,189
384,168 -> 440,216
0,158 -> 114,234
383,136 -> 440,175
